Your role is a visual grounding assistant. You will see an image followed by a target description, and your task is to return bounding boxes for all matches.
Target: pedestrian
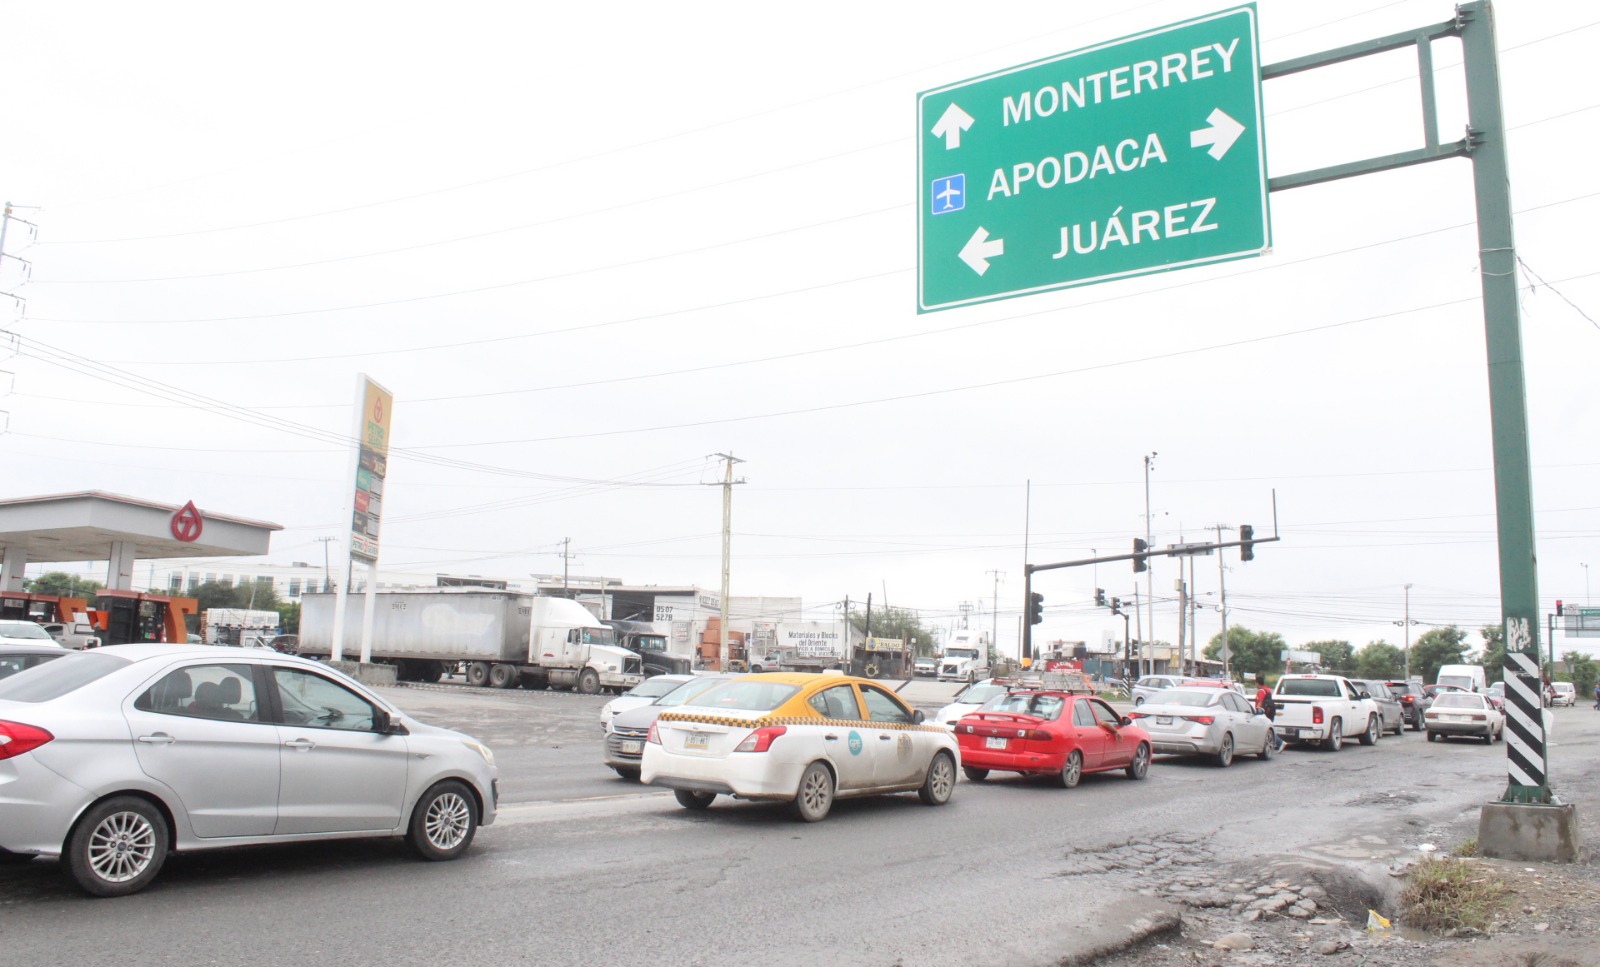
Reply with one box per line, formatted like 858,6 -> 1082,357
1593,682 -> 1599,710
1255,673 -> 1285,750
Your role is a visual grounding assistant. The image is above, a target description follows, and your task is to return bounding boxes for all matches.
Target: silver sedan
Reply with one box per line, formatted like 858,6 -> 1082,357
1126,686 -> 1276,767
0,644 -> 498,896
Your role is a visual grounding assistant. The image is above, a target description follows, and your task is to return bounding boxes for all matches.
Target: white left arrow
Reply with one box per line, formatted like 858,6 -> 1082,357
931,102 -> 974,150
1190,108 -> 1245,160
959,227 -> 1004,275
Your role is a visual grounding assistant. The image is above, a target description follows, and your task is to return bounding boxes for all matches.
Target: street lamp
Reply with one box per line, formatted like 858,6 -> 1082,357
1402,584 -> 1414,680
1582,562 -> 1591,607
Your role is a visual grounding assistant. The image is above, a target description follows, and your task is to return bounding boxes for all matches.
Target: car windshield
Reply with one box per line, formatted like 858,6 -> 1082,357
0,621 -> 55,641
955,683 -> 1007,705
944,648 -> 979,660
1436,675 -> 1474,690
1433,693 -> 1484,709
626,677 -> 685,699
1149,688 -> 1219,707
657,677 -> 727,706
979,691 -> 1066,720
685,680 -> 800,712
1276,678 -> 1341,697
0,651 -> 130,702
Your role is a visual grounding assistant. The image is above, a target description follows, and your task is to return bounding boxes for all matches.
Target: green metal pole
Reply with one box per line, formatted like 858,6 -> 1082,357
1460,1 -> 1549,804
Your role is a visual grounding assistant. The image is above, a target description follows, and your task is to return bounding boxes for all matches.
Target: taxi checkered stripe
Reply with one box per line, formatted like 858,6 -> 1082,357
657,712 -> 945,733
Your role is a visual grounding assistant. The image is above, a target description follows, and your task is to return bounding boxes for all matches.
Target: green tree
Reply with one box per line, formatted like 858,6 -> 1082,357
277,601 -> 301,635
22,570 -> 104,598
1354,640 -> 1404,679
1478,624 -> 1506,685
849,606 -> 940,657
1410,626 -> 1471,684
1203,626 -> 1287,679
1303,639 -> 1354,675
1564,651 -> 1598,700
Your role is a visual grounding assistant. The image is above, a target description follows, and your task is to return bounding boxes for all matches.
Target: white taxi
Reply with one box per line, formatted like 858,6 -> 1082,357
641,673 -> 958,821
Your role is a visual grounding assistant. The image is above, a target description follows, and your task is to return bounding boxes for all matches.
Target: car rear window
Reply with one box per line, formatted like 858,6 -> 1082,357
980,692 -> 1066,720
1276,678 -> 1340,697
0,651 -> 131,703
686,680 -> 800,712
1433,693 -> 1483,709
627,677 -> 686,699
657,677 -> 727,706
1149,688 -> 1217,707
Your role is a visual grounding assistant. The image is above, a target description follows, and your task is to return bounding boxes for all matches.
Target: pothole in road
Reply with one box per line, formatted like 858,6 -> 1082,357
1344,791 -> 1429,808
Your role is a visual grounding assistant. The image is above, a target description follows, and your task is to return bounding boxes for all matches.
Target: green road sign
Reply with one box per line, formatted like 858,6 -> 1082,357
917,5 -> 1270,312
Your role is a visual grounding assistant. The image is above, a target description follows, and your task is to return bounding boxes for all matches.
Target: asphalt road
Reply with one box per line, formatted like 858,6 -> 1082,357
4,682 -> 1594,967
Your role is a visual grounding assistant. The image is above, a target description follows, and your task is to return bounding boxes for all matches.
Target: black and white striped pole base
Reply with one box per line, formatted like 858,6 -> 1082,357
1501,648 -> 1550,804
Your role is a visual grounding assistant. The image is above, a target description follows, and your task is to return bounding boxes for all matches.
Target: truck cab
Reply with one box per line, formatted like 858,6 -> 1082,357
937,631 -> 991,684
604,619 -> 692,678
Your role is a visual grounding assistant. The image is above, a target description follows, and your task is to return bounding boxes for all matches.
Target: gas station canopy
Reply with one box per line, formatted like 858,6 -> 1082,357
0,491 -> 282,591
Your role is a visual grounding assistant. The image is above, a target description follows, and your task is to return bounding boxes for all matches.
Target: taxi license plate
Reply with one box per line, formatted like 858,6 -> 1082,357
1280,728 -> 1299,737
621,740 -> 643,754
985,736 -> 1007,750
685,733 -> 709,750
1156,716 -> 1173,725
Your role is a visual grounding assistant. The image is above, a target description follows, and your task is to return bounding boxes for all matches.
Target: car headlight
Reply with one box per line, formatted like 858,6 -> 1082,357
461,738 -> 496,768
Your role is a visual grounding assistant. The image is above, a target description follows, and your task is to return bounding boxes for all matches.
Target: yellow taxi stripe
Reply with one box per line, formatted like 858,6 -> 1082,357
657,711 -> 946,733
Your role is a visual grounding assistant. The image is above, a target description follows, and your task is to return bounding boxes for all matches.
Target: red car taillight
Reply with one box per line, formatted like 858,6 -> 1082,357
1183,715 -> 1215,725
733,726 -> 787,753
1126,711 -> 1147,720
0,720 -> 53,761
1312,706 -> 1324,725
646,723 -> 661,745
1400,695 -> 1415,704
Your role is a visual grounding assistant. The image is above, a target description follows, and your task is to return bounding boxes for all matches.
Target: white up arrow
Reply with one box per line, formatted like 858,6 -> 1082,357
959,227 -> 1004,275
931,102 -> 974,150
1189,108 -> 1245,160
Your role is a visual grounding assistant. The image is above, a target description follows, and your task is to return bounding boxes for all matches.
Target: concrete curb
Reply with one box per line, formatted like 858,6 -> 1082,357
1055,898 -> 1183,965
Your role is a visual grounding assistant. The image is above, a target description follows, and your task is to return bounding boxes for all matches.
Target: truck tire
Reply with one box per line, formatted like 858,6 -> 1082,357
425,661 -> 448,683
1321,718 -> 1343,752
489,664 -> 519,689
577,669 -> 600,695
1358,715 -> 1379,746
465,662 -> 491,688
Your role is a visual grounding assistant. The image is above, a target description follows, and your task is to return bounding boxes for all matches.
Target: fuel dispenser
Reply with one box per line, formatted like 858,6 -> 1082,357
93,590 -> 198,645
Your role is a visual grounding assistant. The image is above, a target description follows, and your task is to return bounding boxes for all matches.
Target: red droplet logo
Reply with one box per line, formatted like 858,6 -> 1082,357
171,501 -> 204,542
373,397 -> 384,423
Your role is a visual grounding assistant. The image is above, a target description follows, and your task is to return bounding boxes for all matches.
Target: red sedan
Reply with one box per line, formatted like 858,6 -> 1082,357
954,690 -> 1152,788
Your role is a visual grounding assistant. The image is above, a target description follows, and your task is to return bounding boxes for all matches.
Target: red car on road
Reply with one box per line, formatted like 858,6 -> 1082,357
954,690 -> 1152,788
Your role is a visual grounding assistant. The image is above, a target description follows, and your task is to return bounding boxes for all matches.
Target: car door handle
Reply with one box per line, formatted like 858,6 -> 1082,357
283,738 -> 317,751
137,733 -> 175,745
824,734 -> 839,741
878,735 -> 893,741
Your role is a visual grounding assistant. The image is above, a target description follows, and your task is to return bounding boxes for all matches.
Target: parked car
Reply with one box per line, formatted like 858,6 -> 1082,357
1422,682 -> 1469,700
913,656 -> 938,677
603,673 -> 735,778
1126,686 -> 1276,766
1425,691 -> 1505,743
0,644 -> 498,896
600,674 -> 696,732
641,673 -> 957,821
1382,680 -> 1431,731
1130,674 -> 1188,706
0,640 -> 71,680
954,690 -> 1151,786
1352,679 -> 1406,736
0,621 -> 61,647
929,678 -> 1012,729
1484,681 -> 1508,712
1551,682 -> 1576,707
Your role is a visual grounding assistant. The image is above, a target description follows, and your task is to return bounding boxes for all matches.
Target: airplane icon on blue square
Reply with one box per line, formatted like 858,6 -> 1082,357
931,174 -> 965,215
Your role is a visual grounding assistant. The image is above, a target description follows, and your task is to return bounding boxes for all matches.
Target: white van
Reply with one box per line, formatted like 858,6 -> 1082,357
1435,663 -> 1487,693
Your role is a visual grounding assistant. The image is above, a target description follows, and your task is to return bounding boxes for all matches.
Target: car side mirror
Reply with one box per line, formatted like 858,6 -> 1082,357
1118,715 -> 1130,727
912,709 -> 926,725
1357,690 -> 1371,699
372,709 -> 409,736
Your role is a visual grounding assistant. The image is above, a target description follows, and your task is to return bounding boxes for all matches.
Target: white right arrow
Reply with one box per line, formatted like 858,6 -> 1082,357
959,227 -> 1004,275
931,102 -> 975,150
1190,108 -> 1246,160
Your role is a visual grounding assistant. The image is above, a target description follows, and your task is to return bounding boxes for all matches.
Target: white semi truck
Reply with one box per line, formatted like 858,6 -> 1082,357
298,591 -> 643,693
937,630 -> 992,683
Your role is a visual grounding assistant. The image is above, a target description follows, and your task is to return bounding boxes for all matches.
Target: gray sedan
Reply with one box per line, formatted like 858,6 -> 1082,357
1127,686 -> 1276,767
0,644 -> 498,897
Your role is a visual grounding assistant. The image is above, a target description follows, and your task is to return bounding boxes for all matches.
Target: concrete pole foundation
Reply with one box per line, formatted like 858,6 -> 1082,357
1478,802 -> 1581,863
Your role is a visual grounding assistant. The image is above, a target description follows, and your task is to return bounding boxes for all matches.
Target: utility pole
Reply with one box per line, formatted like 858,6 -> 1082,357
1143,453 -> 1157,678
708,453 -> 745,670
313,536 -> 336,592
560,537 -> 573,593
986,569 -> 1003,658
1132,587 -> 1143,678
1215,525 -> 1231,679
1175,575 -> 1187,675
1403,583 -> 1414,680
1021,479 -> 1032,662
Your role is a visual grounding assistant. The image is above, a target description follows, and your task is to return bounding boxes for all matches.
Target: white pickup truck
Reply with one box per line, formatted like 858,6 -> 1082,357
1271,674 -> 1381,751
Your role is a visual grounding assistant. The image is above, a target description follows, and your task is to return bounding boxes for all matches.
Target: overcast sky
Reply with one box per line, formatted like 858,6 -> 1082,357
3,0 -> 1596,661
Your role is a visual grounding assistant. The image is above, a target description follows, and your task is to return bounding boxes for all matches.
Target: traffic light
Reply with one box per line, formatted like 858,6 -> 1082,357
1557,600 -> 1564,616
1133,538 -> 1148,573
1110,597 -> 1122,616
1094,588 -> 1106,608
1239,524 -> 1255,562
1029,591 -> 1045,625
